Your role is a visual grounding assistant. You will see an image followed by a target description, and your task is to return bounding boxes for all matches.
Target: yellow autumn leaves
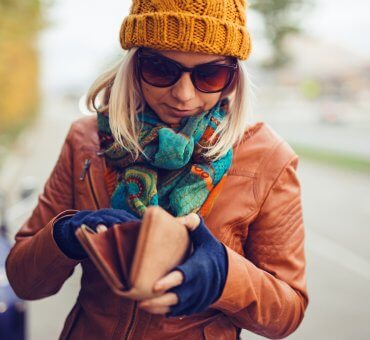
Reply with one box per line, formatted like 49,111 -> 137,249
0,0 -> 43,136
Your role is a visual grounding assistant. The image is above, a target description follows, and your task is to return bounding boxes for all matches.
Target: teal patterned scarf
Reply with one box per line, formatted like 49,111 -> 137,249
97,98 -> 232,218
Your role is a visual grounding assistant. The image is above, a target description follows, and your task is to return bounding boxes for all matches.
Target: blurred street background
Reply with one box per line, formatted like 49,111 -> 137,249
1,0 -> 369,339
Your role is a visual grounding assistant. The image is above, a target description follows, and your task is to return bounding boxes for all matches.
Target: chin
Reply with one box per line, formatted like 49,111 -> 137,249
156,106 -> 201,125
156,113 -> 181,125
166,117 -> 183,125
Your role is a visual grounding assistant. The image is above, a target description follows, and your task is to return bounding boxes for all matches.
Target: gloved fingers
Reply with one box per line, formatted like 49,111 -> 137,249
83,213 -> 119,228
70,209 -> 139,231
170,261 -> 202,308
167,280 -> 198,317
95,208 -> 139,221
69,210 -> 94,227
107,209 -> 139,221
84,210 -> 138,227
166,245 -> 228,317
173,252 -> 208,286
153,270 -> 184,293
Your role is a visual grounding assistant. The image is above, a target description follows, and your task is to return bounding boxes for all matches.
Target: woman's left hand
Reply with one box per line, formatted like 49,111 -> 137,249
139,213 -> 228,317
138,270 -> 183,315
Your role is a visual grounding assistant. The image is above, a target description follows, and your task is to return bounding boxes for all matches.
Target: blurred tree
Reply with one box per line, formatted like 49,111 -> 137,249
0,0 -> 43,40
250,0 -> 313,68
300,78 -> 321,100
0,0 -> 46,152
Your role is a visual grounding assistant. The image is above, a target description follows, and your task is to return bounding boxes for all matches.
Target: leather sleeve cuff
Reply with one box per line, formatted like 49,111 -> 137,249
52,210 -> 88,260
6,210 -> 81,300
47,209 -> 82,264
210,245 -> 256,313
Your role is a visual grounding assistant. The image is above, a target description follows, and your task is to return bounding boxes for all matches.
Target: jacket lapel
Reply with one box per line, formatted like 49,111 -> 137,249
88,151 -> 111,209
78,115 -> 111,210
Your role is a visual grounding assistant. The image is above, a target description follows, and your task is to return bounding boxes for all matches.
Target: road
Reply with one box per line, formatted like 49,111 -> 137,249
1,96 -> 370,339
242,159 -> 370,339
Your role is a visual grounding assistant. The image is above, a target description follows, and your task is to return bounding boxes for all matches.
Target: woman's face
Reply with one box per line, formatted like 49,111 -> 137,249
139,49 -> 234,125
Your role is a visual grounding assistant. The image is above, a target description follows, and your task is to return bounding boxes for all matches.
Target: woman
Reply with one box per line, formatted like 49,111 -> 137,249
6,0 -> 309,339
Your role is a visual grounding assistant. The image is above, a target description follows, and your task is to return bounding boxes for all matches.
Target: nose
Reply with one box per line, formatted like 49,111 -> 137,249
170,72 -> 196,103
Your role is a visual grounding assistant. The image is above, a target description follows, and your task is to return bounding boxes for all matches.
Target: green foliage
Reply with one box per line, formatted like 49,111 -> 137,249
292,144 -> 370,173
250,0 -> 313,68
300,79 -> 321,99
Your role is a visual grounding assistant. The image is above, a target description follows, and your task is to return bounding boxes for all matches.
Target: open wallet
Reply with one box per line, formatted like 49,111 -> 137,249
75,206 -> 191,300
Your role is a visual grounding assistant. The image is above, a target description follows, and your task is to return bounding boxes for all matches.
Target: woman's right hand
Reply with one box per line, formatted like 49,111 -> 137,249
53,208 -> 139,260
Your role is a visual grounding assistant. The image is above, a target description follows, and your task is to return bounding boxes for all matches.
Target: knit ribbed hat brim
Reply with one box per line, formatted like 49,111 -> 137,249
120,12 -> 252,60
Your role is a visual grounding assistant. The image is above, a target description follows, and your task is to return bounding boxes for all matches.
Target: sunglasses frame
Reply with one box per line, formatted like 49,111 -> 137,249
136,48 -> 238,93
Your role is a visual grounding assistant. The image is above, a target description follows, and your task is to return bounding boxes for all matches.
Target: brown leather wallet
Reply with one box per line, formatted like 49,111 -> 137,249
75,206 -> 190,300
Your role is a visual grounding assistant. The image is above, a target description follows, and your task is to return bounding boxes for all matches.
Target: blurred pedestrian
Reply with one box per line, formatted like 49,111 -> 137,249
6,0 -> 309,338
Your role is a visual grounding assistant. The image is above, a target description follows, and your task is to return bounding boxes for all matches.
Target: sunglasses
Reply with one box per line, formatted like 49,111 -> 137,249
137,49 -> 238,93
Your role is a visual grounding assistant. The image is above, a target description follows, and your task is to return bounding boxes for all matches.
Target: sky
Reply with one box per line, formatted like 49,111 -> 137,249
38,0 -> 370,94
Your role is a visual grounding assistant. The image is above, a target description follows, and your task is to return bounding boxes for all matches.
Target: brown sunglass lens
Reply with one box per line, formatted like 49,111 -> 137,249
140,57 -> 180,86
194,65 -> 231,92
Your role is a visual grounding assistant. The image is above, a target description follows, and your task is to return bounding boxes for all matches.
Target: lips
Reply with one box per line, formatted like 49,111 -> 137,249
169,106 -> 194,112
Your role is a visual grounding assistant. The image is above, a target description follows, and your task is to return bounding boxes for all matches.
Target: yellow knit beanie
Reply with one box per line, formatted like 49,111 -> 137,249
120,0 -> 252,60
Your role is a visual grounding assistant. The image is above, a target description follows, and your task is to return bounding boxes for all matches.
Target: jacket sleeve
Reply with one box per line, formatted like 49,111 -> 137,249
210,155 -> 309,339
5,125 -> 80,300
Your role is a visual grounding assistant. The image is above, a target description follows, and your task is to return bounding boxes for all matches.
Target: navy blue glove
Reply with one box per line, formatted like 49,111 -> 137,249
168,215 -> 228,317
53,208 -> 139,260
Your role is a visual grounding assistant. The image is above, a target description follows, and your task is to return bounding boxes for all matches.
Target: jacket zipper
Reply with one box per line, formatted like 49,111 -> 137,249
80,158 -> 100,210
124,302 -> 138,340
81,157 -> 138,338
79,159 -> 91,181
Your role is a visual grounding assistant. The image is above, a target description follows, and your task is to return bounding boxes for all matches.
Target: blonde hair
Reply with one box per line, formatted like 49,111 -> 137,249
86,47 -> 254,161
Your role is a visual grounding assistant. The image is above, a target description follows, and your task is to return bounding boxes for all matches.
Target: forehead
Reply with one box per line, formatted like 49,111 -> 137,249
146,48 -> 228,67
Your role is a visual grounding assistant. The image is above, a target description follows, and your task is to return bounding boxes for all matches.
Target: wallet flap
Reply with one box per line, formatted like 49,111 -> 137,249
75,225 -> 126,291
129,206 -> 190,297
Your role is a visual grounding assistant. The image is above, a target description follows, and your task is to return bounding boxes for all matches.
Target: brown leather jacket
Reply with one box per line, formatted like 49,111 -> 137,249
6,116 -> 309,339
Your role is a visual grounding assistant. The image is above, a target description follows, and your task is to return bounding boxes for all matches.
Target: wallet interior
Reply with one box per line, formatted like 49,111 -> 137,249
77,222 -> 140,290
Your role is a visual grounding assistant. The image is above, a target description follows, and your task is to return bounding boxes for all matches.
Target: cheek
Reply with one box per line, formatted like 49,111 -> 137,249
200,93 -> 222,110
141,82 -> 154,104
141,81 -> 168,107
